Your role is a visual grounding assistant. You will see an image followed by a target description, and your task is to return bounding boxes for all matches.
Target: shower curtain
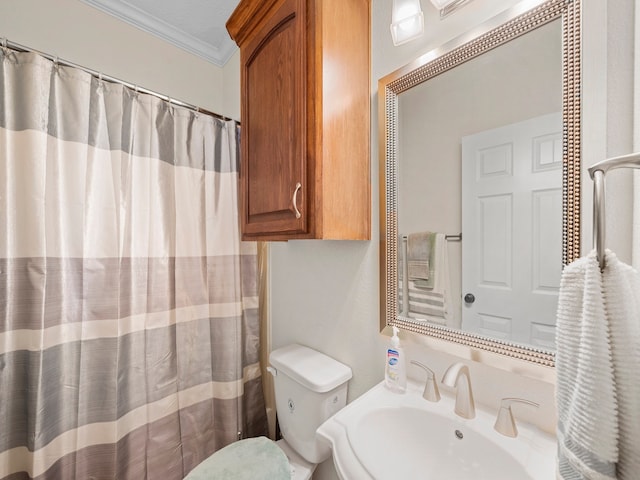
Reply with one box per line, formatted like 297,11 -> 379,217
0,49 -> 267,479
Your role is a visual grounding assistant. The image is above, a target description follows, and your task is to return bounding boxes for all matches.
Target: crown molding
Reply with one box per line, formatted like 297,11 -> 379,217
80,0 -> 237,67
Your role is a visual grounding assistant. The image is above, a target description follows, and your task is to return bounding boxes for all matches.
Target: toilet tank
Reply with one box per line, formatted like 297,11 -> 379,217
269,344 -> 352,464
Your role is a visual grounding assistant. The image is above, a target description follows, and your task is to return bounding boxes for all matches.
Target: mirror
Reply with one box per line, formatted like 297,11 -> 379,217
379,0 -> 581,367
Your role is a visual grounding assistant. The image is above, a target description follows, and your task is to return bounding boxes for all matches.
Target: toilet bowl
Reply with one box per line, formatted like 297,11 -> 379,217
275,437 -> 315,480
184,344 -> 352,480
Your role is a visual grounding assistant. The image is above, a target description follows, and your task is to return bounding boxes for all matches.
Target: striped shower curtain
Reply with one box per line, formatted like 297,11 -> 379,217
0,49 -> 267,479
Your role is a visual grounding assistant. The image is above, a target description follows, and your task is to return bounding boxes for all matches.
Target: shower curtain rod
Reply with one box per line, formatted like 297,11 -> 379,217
0,37 -> 236,123
588,151 -> 640,270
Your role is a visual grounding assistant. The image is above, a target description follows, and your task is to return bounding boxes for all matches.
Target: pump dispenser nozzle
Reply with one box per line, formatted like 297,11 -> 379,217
391,326 -> 400,346
385,326 -> 407,393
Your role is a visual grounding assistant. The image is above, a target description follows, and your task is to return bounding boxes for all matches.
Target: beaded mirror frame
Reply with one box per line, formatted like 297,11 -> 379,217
379,0 -> 581,367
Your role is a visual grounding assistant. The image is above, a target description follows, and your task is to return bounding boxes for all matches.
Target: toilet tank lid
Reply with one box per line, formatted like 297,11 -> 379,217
269,344 -> 352,393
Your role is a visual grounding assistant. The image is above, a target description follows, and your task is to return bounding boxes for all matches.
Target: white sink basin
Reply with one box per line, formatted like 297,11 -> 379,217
317,379 -> 556,480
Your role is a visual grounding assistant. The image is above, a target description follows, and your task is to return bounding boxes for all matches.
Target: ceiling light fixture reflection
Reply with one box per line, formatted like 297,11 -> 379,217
390,0 -> 424,46
429,0 -> 474,19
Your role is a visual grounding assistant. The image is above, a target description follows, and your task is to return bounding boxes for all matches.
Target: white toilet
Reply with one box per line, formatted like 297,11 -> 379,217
184,343 -> 352,480
268,343 -> 352,480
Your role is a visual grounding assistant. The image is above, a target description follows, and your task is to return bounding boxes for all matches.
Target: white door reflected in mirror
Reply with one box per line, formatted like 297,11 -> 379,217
461,113 -> 562,349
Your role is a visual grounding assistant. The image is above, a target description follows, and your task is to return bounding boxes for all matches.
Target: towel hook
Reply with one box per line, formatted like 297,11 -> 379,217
588,151 -> 640,270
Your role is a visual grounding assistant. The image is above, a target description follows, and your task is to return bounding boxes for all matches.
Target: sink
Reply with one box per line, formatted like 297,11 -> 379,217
350,407 -> 533,479
317,379 -> 556,479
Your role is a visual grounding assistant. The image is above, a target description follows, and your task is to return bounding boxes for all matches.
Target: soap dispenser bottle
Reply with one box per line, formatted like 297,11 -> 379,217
385,326 -> 407,393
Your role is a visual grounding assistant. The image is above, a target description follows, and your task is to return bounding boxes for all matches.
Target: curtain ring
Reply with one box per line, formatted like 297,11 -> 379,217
95,72 -> 104,92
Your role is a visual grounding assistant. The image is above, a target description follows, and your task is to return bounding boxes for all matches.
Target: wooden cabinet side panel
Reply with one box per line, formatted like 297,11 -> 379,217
317,0 -> 371,240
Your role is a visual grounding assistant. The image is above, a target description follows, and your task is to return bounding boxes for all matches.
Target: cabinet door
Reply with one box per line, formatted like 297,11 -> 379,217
241,0 -> 308,237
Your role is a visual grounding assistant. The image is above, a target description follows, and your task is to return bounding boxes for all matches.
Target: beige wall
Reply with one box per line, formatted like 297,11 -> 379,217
0,0 -> 234,119
222,49 -> 241,121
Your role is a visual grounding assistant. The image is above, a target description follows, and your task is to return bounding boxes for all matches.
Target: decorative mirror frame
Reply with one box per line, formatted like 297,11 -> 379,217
379,0 -> 581,367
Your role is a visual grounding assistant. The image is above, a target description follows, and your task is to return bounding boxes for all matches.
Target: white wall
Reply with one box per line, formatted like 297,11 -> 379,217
270,0 -> 537,404
268,1 -> 635,478
582,0 -> 635,261
0,0 -> 233,119
635,4 -> 640,270
270,0 -> 635,391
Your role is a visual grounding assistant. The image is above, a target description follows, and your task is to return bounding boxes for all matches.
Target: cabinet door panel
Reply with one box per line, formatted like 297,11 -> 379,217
242,0 -> 307,236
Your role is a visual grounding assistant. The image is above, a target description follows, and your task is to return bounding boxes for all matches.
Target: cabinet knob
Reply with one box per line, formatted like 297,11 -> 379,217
292,182 -> 302,219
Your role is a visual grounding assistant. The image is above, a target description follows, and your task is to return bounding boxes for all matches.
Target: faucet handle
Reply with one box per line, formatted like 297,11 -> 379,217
493,397 -> 539,437
410,360 -> 440,402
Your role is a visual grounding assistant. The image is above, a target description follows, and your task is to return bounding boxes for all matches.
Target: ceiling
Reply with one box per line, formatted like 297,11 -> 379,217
80,0 -> 241,67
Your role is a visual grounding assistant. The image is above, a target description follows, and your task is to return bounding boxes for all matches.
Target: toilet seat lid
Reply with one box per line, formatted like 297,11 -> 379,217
184,437 -> 290,480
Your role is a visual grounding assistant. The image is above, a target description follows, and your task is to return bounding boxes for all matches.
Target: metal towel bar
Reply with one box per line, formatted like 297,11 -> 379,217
401,233 -> 462,242
588,152 -> 640,270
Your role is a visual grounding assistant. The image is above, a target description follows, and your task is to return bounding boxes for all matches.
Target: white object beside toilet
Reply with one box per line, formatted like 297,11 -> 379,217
269,344 -> 352,479
184,344 -> 352,480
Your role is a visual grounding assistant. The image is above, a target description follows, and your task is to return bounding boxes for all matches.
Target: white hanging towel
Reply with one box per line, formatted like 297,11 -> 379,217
602,250 -> 640,479
556,250 -> 640,480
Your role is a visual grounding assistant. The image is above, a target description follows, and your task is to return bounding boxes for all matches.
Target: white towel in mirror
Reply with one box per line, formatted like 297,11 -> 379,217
399,233 -> 459,329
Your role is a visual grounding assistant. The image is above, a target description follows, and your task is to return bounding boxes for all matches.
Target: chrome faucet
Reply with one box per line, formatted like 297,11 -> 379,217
493,397 -> 539,437
442,362 -> 475,419
410,360 -> 440,402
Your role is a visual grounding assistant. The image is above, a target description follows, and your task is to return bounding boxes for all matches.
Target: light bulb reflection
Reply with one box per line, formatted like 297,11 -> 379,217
390,0 -> 424,45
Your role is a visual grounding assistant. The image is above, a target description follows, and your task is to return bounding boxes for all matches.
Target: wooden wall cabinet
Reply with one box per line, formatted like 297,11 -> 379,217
226,0 -> 371,241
